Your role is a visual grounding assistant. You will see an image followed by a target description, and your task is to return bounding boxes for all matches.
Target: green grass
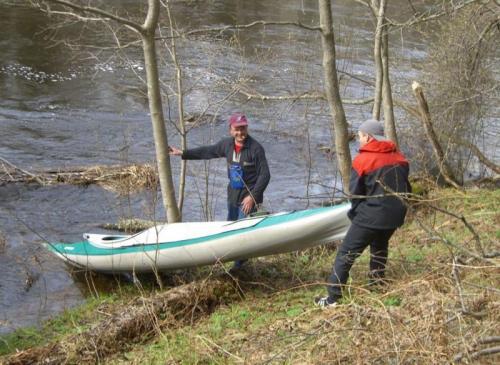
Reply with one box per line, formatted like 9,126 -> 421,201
0,296 -> 101,355
0,282 -> 148,355
0,326 -> 45,355
382,295 -> 403,307
1,187 -> 498,364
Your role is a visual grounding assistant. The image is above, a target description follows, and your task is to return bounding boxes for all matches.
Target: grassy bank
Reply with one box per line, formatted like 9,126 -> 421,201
1,188 -> 498,364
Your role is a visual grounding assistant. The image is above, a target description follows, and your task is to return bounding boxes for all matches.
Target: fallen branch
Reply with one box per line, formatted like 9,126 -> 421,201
454,337 -> 500,363
181,20 -> 322,36
0,162 -> 158,194
236,86 -> 374,105
411,81 -> 461,189
425,202 -> 485,257
0,156 -> 46,185
453,136 -> 500,175
2,276 -> 240,365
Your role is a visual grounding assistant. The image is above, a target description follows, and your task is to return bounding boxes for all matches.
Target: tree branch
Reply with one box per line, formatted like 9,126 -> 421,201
411,81 -> 462,189
236,86 -> 374,105
387,0 -> 484,28
143,0 -> 159,32
0,156 -> 46,185
180,20 -> 321,37
39,0 -> 143,33
453,137 -> 500,175
422,200 -> 486,257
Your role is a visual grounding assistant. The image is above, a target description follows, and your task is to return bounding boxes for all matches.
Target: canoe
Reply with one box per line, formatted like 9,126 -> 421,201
46,203 -> 351,273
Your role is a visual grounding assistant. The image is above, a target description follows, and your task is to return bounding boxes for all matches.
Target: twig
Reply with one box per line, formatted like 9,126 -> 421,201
196,335 -> 244,362
423,202 -> 486,257
454,337 -> 500,363
451,258 -> 467,313
388,0 -> 483,28
40,0 -> 143,33
462,281 -> 500,294
0,156 -> 46,184
453,136 -> 500,175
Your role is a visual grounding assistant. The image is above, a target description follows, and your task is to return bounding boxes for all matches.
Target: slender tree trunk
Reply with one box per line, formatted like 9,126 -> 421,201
142,0 -> 181,222
381,22 -> 398,146
38,0 -> 181,222
371,0 -> 385,120
164,1 -> 187,215
177,81 -> 187,215
412,81 -> 461,188
318,0 -> 352,192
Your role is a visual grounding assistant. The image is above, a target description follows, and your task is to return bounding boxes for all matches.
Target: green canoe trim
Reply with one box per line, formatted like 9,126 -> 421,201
47,204 -> 349,257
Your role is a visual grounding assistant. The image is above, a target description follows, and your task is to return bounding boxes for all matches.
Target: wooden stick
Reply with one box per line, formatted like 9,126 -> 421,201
411,81 -> 461,189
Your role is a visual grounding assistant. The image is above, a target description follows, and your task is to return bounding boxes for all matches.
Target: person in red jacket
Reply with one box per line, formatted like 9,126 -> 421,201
315,119 -> 411,308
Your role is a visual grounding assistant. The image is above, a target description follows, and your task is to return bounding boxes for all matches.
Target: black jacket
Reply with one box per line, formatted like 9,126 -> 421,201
348,139 -> 411,230
182,135 -> 271,205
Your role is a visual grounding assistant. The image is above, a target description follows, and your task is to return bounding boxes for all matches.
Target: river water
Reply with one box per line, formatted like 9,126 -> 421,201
0,0 -> 488,334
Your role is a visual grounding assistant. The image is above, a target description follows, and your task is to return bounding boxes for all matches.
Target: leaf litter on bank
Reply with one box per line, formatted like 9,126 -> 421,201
1,187 -> 499,364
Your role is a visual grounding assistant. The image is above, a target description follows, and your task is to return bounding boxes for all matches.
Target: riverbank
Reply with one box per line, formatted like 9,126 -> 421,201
1,187 -> 498,364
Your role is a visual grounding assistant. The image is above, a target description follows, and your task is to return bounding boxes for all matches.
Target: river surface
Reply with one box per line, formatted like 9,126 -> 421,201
0,0 -> 493,334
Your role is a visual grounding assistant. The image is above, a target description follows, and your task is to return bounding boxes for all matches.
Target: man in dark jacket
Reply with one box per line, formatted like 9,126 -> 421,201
169,112 -> 271,268
315,119 -> 411,308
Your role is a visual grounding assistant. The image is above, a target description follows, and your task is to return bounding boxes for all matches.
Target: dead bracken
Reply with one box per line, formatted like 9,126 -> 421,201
0,157 -> 158,195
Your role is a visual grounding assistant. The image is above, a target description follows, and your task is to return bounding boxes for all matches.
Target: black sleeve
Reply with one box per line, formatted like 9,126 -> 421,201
349,168 -> 365,215
249,146 -> 271,203
404,164 -> 412,193
182,140 -> 226,160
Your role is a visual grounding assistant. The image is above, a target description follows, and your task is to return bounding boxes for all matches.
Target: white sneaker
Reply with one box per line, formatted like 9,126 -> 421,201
314,296 -> 338,308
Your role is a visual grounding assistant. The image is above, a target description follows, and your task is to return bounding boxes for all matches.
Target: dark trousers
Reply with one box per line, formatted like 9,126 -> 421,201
228,202 -> 256,268
327,223 -> 396,299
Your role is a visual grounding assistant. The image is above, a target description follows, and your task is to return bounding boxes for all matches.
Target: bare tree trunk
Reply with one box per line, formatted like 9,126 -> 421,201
142,0 -> 181,222
39,0 -> 181,223
318,0 -> 352,192
371,0 -> 385,120
381,26 -> 398,146
412,81 -> 461,188
367,0 -> 397,145
164,1 -> 187,215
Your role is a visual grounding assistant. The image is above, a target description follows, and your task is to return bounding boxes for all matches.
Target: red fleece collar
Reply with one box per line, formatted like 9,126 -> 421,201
359,139 -> 397,153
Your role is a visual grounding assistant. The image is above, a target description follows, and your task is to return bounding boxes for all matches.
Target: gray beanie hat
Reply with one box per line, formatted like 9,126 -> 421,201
358,119 -> 386,140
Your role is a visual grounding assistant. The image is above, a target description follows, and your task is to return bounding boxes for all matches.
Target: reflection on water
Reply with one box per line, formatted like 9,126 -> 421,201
0,64 -> 79,83
0,0 -> 438,333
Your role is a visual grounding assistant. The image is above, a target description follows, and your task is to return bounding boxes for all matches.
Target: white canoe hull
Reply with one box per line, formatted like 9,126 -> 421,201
47,204 -> 351,273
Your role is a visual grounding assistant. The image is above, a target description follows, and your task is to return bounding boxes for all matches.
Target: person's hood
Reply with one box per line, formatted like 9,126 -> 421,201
359,139 -> 397,153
